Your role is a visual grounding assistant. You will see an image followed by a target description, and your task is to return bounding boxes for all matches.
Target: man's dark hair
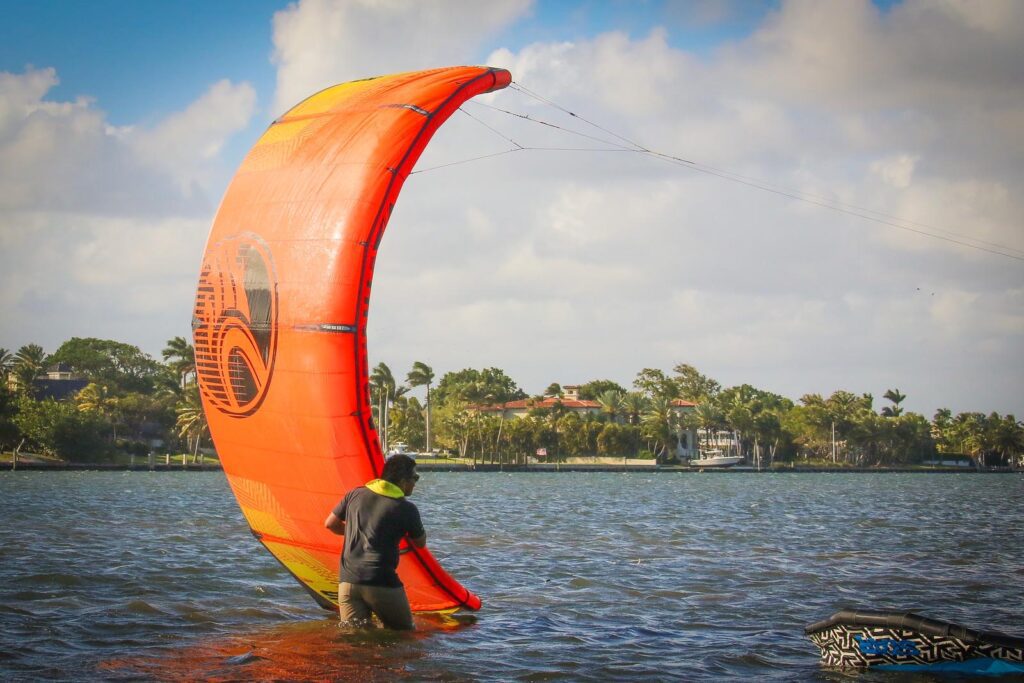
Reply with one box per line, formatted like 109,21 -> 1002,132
381,453 -> 417,484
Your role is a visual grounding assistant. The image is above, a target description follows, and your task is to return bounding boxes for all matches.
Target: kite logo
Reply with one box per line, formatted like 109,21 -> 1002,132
193,233 -> 279,417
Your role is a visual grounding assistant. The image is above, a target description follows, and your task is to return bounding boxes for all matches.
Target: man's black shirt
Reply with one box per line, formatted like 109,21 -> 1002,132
333,486 -> 424,587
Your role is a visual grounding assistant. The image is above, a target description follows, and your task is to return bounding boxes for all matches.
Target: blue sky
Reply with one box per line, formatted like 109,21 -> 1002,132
2,1 -> 772,135
1,1 -> 282,124
1,0 -> 1021,416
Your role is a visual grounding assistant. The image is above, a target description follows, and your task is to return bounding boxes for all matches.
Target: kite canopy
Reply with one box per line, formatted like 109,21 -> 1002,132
192,66 -> 511,612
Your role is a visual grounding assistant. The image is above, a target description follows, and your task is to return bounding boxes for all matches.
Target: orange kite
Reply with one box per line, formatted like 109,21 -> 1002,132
193,66 -> 511,612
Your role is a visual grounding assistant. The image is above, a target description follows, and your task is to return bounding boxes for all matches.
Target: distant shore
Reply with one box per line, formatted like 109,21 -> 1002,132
3,461 -> 1018,474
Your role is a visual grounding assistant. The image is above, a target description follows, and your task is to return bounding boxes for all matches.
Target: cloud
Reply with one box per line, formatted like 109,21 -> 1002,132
363,1 -> 1024,415
2,1 -> 1021,418
0,67 -> 256,356
129,79 -> 257,198
270,0 -> 533,116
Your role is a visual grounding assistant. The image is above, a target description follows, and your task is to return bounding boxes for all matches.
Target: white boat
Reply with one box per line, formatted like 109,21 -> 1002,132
387,443 -> 438,459
386,442 -> 413,457
689,450 -> 744,468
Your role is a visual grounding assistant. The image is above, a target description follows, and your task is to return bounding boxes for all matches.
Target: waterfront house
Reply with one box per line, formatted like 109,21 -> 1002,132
475,384 -> 702,459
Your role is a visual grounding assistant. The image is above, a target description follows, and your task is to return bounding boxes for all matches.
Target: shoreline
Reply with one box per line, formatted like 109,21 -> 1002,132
2,462 -> 1017,474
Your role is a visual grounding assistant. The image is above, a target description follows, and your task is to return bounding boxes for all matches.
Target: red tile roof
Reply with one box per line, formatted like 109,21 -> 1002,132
476,397 -> 600,411
671,399 -> 698,407
475,397 -> 698,411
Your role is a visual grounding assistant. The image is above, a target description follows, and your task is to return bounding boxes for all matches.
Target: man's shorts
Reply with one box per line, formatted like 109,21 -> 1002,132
337,582 -> 414,630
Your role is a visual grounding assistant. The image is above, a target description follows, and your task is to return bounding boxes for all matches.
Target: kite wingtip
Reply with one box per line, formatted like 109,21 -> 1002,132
485,67 -> 513,93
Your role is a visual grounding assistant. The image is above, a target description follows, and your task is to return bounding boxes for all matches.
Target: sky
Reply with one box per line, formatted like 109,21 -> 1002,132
1,0 -> 1022,417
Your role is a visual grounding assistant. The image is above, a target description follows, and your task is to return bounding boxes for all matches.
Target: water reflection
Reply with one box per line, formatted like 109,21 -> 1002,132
101,612 -> 477,681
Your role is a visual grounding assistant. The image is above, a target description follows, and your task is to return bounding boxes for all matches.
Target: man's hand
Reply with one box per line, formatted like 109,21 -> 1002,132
324,511 -> 346,535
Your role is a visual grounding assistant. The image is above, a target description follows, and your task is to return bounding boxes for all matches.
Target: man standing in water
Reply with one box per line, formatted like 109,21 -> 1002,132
324,454 -> 426,630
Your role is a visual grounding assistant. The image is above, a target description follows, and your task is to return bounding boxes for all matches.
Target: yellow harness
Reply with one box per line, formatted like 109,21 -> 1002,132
365,479 -> 404,499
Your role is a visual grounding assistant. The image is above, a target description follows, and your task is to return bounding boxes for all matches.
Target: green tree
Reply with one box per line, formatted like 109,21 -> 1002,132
947,412 -> 986,466
117,390 -> 176,446
0,384 -> 20,450
0,348 -> 14,384
881,388 -> 906,417
14,396 -> 109,461
389,396 -> 426,451
672,363 -> 721,402
48,337 -> 161,393
503,416 -> 538,465
621,392 -> 649,425
642,396 -> 679,462
543,383 -> 563,398
632,368 -> 676,400
13,344 -> 48,396
692,402 -> 727,453
406,361 -> 435,453
989,414 -> 1024,467
558,413 -> 587,456
577,379 -> 626,400
595,389 -> 624,423
433,367 -> 525,407
370,362 -> 397,449
76,383 -> 120,440
162,336 -> 196,391
175,382 -> 209,462
597,423 -> 636,458
931,408 -> 954,452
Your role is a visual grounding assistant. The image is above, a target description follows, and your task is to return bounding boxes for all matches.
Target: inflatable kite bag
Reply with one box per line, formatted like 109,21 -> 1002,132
806,609 -> 1024,674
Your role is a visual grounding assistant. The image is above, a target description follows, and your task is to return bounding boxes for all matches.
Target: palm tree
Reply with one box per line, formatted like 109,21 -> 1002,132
13,344 -> 47,396
0,348 -> 13,384
370,362 -> 396,451
76,383 -> 120,439
406,361 -> 435,453
621,392 -> 649,426
949,412 -> 985,467
881,388 -> 906,417
620,392 -> 649,458
989,414 -> 1024,468
162,336 -> 196,391
693,402 -> 727,453
596,389 -> 624,423
641,396 -> 676,462
931,408 -> 953,451
176,382 -> 209,462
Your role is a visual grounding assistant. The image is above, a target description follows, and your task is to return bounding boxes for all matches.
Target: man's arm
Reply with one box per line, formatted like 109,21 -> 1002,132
324,511 -> 346,535
408,532 -> 426,548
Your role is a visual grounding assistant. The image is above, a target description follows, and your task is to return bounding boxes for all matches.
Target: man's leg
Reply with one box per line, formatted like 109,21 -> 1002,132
337,582 -> 373,627
362,585 -> 414,630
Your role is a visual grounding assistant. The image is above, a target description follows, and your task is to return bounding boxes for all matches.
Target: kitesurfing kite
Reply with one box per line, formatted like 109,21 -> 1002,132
192,66 -> 510,613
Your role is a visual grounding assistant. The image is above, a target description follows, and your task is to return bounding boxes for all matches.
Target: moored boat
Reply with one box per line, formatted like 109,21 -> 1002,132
688,450 -> 744,468
806,609 -> 1024,674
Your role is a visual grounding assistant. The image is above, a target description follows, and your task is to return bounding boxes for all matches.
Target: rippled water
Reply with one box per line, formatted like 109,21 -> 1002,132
1,471 -> 1022,681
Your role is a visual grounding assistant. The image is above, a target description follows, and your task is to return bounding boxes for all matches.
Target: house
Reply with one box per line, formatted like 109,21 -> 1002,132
477,384 -> 604,420
7,363 -> 89,400
474,384 -> 702,459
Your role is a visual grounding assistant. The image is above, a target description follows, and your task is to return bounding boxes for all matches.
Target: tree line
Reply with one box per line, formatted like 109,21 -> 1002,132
375,362 -> 1023,469
0,337 -> 202,462
1,337 -> 1021,468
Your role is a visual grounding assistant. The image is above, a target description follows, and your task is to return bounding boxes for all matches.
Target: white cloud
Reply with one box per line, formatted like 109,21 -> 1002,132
270,0 -> 533,115
0,68 -> 256,357
364,0 -> 1024,416
2,0 -> 1021,418
870,155 -> 917,189
129,79 -> 257,196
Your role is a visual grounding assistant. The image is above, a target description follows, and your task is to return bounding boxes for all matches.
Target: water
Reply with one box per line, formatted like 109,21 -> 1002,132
1,471 -> 1022,681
